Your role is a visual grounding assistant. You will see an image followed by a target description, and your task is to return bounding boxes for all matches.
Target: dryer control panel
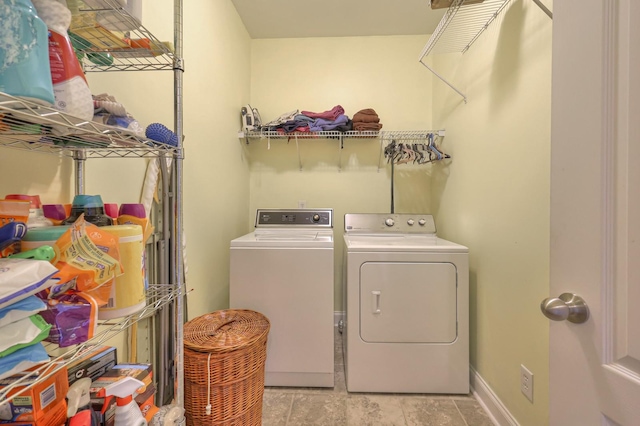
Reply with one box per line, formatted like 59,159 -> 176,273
256,209 -> 333,227
345,213 -> 436,234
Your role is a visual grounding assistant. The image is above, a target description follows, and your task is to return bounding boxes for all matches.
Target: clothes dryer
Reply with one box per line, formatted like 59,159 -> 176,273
342,213 -> 469,393
230,209 -> 334,387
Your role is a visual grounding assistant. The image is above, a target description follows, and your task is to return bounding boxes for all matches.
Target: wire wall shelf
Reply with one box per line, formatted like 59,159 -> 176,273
0,284 -> 181,406
0,93 -> 180,159
239,129 -> 446,172
418,0 -> 513,102
240,130 -> 444,142
68,0 -> 178,72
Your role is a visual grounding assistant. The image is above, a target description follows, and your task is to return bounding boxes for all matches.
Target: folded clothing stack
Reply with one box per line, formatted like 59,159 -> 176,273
352,108 -> 383,132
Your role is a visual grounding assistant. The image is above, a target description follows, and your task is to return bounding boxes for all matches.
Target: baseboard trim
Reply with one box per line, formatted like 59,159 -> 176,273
334,311 -> 344,327
470,366 -> 520,426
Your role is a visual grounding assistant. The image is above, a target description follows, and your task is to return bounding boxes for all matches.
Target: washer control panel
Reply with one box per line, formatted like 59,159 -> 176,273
345,213 -> 436,234
256,209 -> 333,227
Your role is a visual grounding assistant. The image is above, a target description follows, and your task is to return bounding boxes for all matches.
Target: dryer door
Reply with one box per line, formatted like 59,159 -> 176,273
360,262 -> 457,343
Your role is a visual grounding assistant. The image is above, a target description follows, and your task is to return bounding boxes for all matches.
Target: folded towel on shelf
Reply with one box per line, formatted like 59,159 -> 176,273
353,122 -> 383,132
301,105 -> 345,121
352,108 -> 380,123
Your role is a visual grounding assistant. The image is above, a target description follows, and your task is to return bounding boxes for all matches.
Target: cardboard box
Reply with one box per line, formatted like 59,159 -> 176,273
90,364 -> 152,396
66,346 -> 117,385
0,367 -> 68,423
1,399 -> 67,425
430,0 -> 485,9
134,383 -> 155,420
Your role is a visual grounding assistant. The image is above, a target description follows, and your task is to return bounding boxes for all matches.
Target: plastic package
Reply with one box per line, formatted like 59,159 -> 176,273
51,216 -> 123,306
31,0 -> 94,121
0,342 -> 49,381
0,295 -> 46,328
150,405 -> 184,426
0,258 -> 58,310
39,291 -> 98,347
0,0 -> 55,106
0,314 -> 51,357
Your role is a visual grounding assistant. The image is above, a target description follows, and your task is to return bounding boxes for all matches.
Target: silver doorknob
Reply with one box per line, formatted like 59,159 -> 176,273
540,293 -> 589,324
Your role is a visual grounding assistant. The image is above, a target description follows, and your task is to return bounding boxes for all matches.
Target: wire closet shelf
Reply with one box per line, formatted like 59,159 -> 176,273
0,93 -> 181,159
418,0 -> 513,103
70,0 -> 177,72
0,284 -> 181,407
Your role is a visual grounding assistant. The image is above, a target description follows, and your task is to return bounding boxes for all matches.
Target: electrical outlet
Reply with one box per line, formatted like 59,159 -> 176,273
521,364 -> 534,403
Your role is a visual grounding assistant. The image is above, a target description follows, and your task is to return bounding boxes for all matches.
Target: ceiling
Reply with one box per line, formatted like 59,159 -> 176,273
230,0 -> 447,39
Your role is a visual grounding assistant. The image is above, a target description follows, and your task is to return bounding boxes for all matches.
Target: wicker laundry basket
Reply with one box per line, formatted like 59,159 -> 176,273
183,309 -> 270,426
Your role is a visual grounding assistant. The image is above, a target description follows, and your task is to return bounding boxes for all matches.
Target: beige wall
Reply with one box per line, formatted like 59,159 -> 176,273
431,2 -> 552,425
248,35 -> 434,309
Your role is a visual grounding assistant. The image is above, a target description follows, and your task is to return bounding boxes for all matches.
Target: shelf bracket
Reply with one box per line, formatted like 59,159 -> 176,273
419,58 -> 468,104
532,0 -> 552,19
295,134 -> 302,171
338,135 -> 343,172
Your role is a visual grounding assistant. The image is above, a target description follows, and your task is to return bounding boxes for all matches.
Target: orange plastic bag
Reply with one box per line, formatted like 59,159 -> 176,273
50,215 -> 123,306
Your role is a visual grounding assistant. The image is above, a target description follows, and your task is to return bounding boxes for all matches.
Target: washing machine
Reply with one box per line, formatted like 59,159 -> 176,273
230,208 -> 334,387
342,213 -> 469,394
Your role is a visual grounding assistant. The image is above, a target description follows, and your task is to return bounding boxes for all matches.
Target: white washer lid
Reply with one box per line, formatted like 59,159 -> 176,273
231,229 -> 334,248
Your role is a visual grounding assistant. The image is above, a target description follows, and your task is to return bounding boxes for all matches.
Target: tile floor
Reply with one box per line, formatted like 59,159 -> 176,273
261,328 -> 495,426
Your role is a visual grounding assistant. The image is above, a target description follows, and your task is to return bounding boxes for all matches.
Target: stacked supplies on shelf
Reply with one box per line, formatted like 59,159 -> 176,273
260,105 -> 353,134
0,260 -> 58,381
247,104 -> 387,135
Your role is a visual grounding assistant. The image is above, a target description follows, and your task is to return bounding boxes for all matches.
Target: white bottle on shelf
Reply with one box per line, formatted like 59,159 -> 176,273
31,0 -> 94,121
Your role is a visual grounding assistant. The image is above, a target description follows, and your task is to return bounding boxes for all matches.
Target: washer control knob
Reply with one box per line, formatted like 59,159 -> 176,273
418,218 -> 427,226
407,219 -> 415,226
312,214 -> 320,222
385,218 -> 395,227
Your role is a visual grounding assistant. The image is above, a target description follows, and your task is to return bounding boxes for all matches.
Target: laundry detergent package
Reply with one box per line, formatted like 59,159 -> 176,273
0,258 -> 58,310
0,315 -> 50,357
0,365 -> 68,423
89,363 -> 152,396
0,296 -> 46,329
38,291 -> 98,347
50,216 -> 123,306
66,346 -> 117,385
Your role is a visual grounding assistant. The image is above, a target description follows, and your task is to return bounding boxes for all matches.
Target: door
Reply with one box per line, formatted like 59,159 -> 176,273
549,1 -> 640,425
359,261 -> 457,343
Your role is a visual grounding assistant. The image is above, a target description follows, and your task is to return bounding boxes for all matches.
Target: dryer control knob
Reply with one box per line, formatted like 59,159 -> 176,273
407,219 -> 415,226
418,219 -> 427,226
312,214 -> 320,222
385,218 -> 395,227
